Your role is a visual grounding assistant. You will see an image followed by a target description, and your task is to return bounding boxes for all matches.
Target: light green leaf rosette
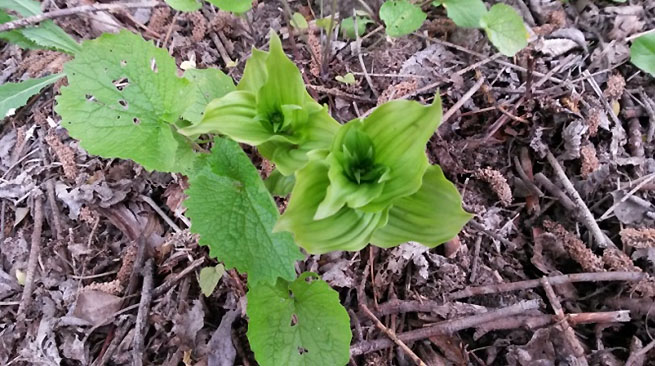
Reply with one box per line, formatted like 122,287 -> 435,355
180,32 -> 340,175
276,95 -> 472,254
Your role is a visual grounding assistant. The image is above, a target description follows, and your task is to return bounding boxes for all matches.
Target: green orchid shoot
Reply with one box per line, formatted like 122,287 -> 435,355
275,95 -> 472,254
179,32 -> 339,175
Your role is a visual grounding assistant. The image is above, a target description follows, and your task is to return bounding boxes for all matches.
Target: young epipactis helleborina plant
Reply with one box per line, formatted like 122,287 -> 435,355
274,97 -> 473,253
180,33 -> 340,176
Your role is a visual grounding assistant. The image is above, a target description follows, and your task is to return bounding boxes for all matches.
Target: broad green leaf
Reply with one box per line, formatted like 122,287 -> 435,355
341,16 -> 371,39
206,0 -> 253,13
247,273 -> 351,366
0,9 -> 40,49
371,165 -> 472,248
630,33 -> 655,76
379,0 -> 426,37
0,73 -> 63,120
199,264 -> 225,296
443,0 -> 487,28
291,12 -> 308,30
480,3 -> 528,56
335,72 -> 356,85
182,68 -> 236,123
55,31 -> 195,173
163,0 -> 201,12
264,169 -> 295,196
185,137 -> 303,285
0,0 -> 80,54
275,160 -> 388,253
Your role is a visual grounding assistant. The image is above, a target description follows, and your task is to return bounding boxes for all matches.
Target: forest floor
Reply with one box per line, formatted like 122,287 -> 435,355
1,0 -> 655,365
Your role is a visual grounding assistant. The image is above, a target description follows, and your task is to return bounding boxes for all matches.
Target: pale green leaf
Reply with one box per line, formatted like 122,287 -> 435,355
199,264 -> 225,296
247,273 -> 351,366
55,31 -> 195,173
335,72 -> 356,85
371,165 -> 472,248
275,160 -> 388,254
630,33 -> 655,76
185,137 -> 303,285
291,12 -> 308,30
443,0 -> 487,28
0,73 -> 63,120
182,68 -> 236,123
206,0 -> 252,13
237,48 -> 268,94
358,96 -> 442,211
379,0 -> 426,37
264,169 -> 295,196
341,16 -> 371,39
480,3 -> 528,56
163,0 -> 201,12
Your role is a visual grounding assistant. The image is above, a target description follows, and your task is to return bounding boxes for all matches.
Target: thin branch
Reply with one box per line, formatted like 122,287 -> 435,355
447,271 -> 646,300
0,1 -> 162,33
360,304 -> 427,366
350,300 -> 540,356
17,192 -> 44,319
546,149 -> 615,248
133,259 -> 154,366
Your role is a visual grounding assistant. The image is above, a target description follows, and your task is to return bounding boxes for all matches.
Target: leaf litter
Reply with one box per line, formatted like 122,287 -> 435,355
1,0 -> 655,364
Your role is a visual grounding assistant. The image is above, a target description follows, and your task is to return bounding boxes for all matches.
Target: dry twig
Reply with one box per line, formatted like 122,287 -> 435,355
360,304 -> 427,366
17,192 -> 44,319
133,259 -> 154,366
0,1 -> 162,32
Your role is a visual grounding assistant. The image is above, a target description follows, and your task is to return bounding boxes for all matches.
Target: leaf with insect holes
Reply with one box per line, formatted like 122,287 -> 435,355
0,0 -> 80,54
443,0 -> 487,28
630,33 -> 655,76
199,264 -> 225,296
1,73 -> 63,120
206,0 -> 253,13
184,137 -> 304,285
379,0 -> 426,37
480,3 -> 528,56
55,31 -> 196,173
247,273 -> 351,366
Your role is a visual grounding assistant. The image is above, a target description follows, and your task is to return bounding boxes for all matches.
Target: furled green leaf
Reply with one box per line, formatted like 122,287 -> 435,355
341,16 -> 371,39
55,31 -> 195,173
206,0 -> 253,13
247,273 -> 352,366
443,0 -> 487,28
0,73 -> 63,120
291,12 -> 308,30
379,0 -> 427,37
630,33 -> 655,76
199,264 -> 225,296
0,0 -> 80,54
0,9 -> 40,49
182,68 -> 236,123
319,95 -> 442,217
180,32 -> 340,175
163,0 -> 201,12
264,169 -> 295,196
185,137 -> 304,285
275,160 -> 388,254
371,165 -> 472,248
480,3 -> 528,56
